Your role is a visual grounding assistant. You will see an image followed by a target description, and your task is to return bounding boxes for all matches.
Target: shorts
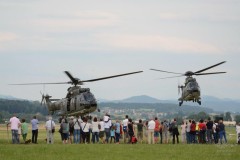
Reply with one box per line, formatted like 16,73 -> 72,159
62,133 -> 69,140
154,131 -> 159,137
99,131 -> 104,138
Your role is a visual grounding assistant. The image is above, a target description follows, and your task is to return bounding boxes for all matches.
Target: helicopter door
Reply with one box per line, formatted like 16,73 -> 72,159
67,98 -> 70,111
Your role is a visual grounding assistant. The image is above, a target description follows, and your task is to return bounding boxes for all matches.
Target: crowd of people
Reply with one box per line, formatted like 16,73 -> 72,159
7,113 -> 240,145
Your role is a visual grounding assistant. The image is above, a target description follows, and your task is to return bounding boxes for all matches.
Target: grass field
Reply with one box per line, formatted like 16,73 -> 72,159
0,124 -> 239,160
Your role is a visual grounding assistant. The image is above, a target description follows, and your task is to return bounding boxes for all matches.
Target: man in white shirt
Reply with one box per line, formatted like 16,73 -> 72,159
122,115 -> 129,143
104,113 -> 111,143
8,114 -> 21,144
148,118 -> 156,144
45,116 -> 55,144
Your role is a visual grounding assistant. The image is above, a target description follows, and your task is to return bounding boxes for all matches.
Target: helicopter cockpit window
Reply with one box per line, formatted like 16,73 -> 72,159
83,92 -> 95,102
186,81 -> 199,91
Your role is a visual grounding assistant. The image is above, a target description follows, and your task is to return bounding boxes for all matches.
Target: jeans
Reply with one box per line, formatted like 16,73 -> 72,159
213,132 -> 218,144
32,129 -> 38,143
219,131 -> 227,144
105,128 -> 110,143
11,130 -> 19,144
115,132 -> 120,143
206,129 -> 213,143
92,132 -> 99,143
74,129 -> 81,144
186,132 -> 191,144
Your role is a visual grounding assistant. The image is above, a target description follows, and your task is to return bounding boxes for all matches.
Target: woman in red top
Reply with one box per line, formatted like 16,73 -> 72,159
190,120 -> 196,143
198,119 -> 207,143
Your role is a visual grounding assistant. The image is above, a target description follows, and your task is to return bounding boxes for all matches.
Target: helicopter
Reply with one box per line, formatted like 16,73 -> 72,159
10,71 -> 143,116
150,61 -> 226,106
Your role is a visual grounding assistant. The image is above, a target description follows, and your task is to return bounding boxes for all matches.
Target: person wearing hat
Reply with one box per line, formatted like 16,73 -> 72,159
45,116 -> 55,144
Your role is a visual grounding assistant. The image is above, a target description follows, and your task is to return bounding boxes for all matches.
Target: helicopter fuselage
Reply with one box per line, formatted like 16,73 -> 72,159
178,77 -> 201,106
46,87 -> 97,116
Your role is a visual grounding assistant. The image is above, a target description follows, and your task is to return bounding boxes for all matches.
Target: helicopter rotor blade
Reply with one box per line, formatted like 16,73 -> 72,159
194,72 -> 226,76
64,71 -> 79,84
150,69 -> 183,75
9,82 -> 70,85
194,61 -> 226,74
156,75 -> 185,79
81,71 -> 143,82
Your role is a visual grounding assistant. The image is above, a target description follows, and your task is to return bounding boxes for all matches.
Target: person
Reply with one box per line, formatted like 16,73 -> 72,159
8,114 -> 21,144
236,123 -> 240,144
21,118 -> 28,143
122,115 -> 129,143
31,115 -> 39,144
99,118 -> 105,144
218,120 -> 227,144
110,125 -> 116,143
73,115 -> 82,144
212,120 -> 219,144
18,118 -> 22,143
68,116 -> 74,144
190,120 -> 196,143
147,118 -> 155,144
45,116 -> 55,144
171,118 -> 179,144
81,117 -> 91,144
154,117 -> 160,143
162,120 -> 169,144
198,119 -> 206,143
206,117 -> 213,143
186,120 -> 191,144
91,117 -> 100,144
159,122 -> 163,144
115,120 -> 121,144
180,121 -> 186,143
104,113 -> 111,143
137,119 -> 144,144
61,119 -> 69,144
128,119 -> 134,144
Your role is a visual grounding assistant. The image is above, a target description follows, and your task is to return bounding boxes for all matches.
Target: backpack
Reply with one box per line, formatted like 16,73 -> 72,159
69,122 -> 74,133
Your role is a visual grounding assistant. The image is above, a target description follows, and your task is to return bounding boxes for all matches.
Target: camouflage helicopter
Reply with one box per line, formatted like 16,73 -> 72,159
10,71 -> 143,116
150,61 -> 226,106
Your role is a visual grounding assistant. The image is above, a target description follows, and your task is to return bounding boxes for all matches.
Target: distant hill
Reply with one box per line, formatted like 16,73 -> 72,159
116,95 -> 162,103
101,95 -> 240,113
0,94 -> 22,100
201,96 -> 240,113
1,94 -> 240,112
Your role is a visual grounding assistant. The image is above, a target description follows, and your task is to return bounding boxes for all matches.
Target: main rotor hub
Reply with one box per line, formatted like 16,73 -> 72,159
184,71 -> 194,77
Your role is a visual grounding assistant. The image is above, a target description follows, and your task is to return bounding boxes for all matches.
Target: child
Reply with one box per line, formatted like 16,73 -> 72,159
110,125 -> 116,143
21,118 -> 28,143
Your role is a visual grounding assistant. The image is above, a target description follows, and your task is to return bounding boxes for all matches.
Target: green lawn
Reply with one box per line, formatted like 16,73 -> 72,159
0,124 -> 239,160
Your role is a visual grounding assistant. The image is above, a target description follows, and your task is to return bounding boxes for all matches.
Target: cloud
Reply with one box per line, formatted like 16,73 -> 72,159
96,34 -> 222,54
33,11 -> 119,31
0,32 -> 17,42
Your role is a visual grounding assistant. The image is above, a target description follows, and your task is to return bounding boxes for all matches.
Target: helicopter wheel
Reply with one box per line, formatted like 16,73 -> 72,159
197,100 -> 201,105
179,101 -> 183,106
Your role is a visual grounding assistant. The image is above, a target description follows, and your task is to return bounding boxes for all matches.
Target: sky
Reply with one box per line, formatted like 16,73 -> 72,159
0,0 -> 239,101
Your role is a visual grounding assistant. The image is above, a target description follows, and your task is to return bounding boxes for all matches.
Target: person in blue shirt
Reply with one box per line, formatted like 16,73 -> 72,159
31,116 -> 39,144
115,120 -> 121,144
